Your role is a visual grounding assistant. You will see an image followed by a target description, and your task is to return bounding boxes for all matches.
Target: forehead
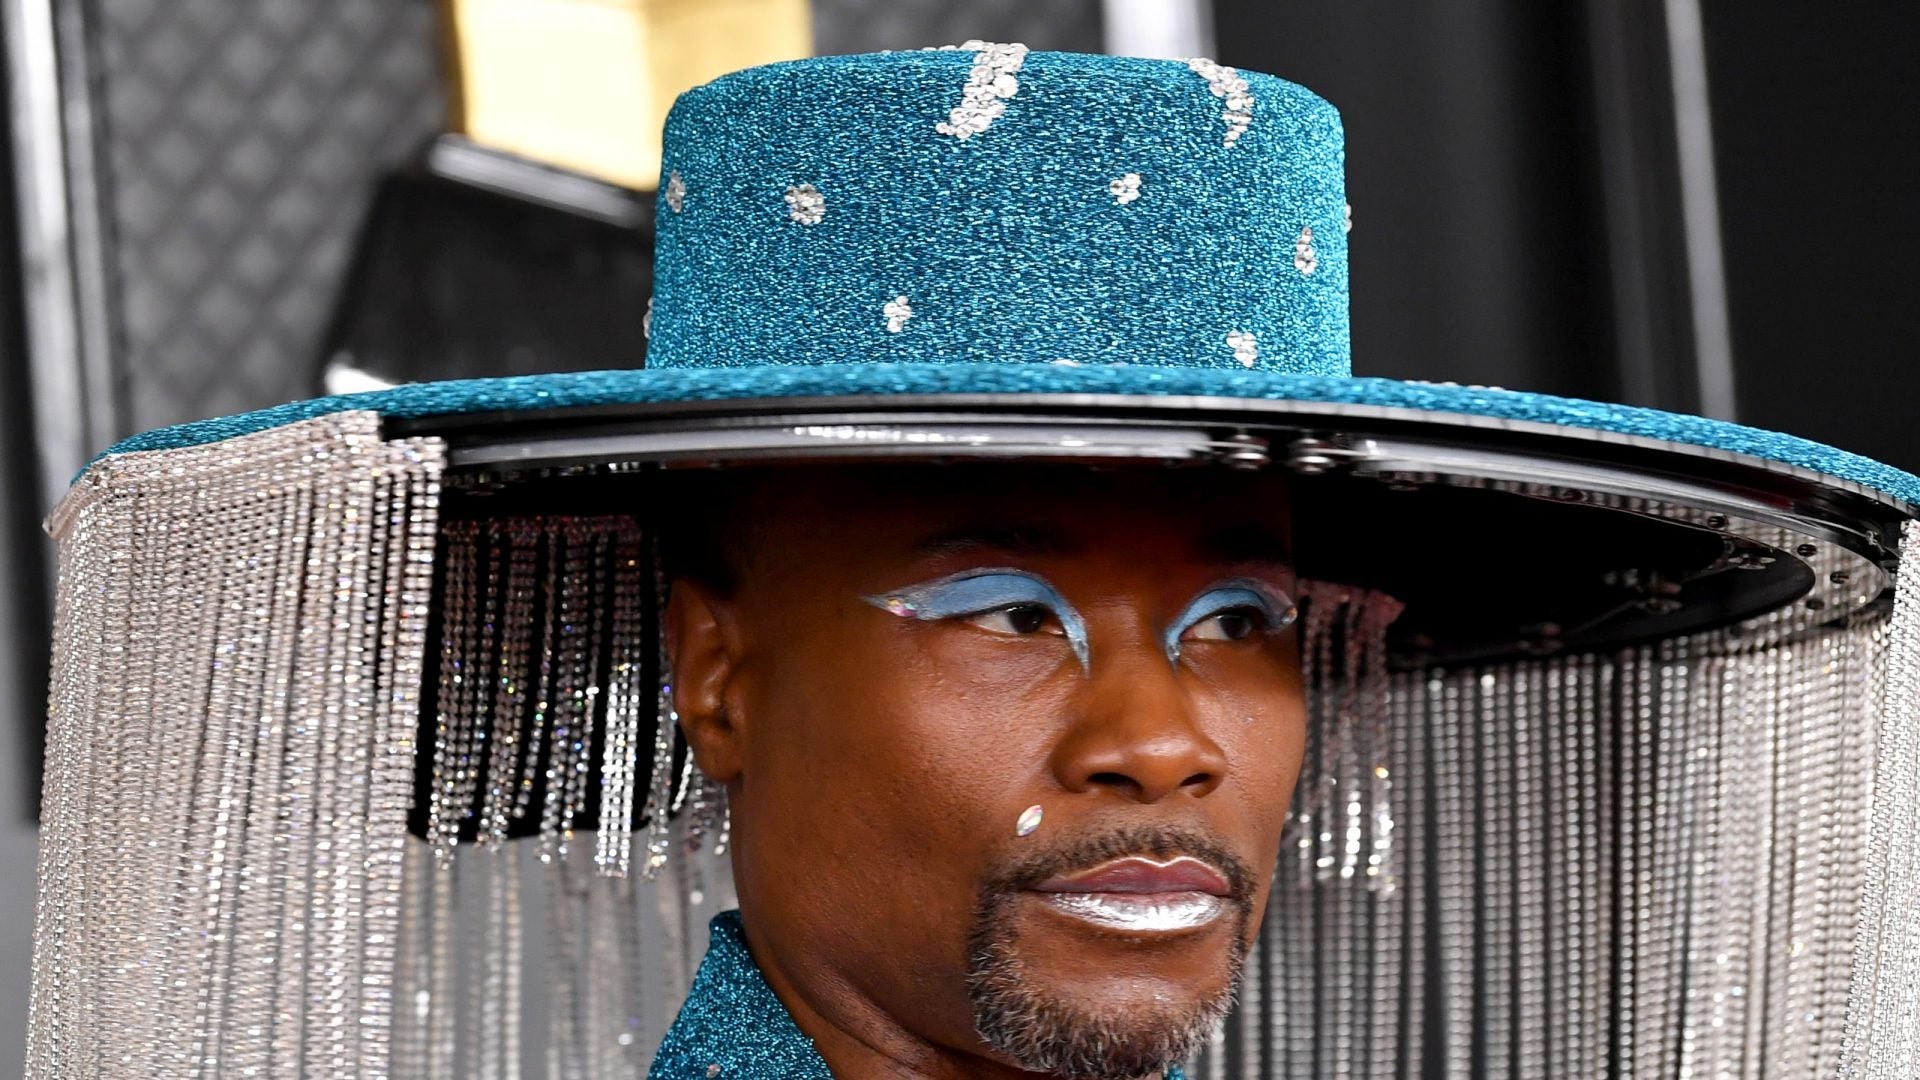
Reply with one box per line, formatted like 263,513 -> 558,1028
720,463 -> 1291,567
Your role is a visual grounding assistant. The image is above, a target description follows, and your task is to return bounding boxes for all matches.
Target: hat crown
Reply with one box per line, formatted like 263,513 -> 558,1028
649,48 -> 1350,377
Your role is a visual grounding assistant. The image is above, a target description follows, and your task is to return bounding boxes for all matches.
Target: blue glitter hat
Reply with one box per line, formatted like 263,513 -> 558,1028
648,47 -> 1348,378
88,46 -> 1920,659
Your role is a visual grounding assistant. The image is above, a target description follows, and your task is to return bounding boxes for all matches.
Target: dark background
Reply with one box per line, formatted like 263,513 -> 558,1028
0,0 -> 1912,1068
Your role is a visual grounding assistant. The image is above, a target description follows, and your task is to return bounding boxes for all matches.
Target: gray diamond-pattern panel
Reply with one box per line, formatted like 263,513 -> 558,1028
89,0 -> 1095,433
812,0 -> 1102,56
96,0 -> 446,432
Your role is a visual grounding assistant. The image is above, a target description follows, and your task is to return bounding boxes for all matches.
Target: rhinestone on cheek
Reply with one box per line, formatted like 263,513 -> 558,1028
784,183 -> 825,225
1109,172 -> 1142,205
1016,805 -> 1044,837
664,170 -> 686,213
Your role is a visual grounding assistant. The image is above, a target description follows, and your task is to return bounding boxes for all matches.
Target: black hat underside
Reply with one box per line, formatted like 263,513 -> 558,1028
396,393 -> 1911,669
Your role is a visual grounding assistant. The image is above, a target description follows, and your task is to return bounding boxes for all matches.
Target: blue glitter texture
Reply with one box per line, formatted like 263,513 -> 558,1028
649,50 -> 1348,378
653,910 -> 1188,1079
85,50 -> 1919,509
649,911 -> 832,1078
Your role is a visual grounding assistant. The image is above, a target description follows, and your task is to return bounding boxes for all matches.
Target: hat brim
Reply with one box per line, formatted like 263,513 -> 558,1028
99,362 -> 1920,664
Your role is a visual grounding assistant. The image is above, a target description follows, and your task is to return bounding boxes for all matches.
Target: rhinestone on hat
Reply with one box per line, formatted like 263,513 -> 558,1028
1187,58 -> 1254,147
664,170 -> 686,213
1227,330 -> 1258,368
1295,226 -> 1318,275
785,183 -> 825,225
1109,172 -> 1142,205
884,295 -> 914,333
935,41 -> 1029,140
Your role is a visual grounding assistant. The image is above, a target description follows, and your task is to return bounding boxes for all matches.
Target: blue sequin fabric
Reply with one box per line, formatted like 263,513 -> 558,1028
648,50 -> 1349,378
652,910 -> 1187,1079
649,911 -> 832,1079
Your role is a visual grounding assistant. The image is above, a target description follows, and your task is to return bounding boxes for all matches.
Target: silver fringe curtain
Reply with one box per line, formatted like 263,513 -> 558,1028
27,412 -> 1920,1078
30,413 -> 444,1077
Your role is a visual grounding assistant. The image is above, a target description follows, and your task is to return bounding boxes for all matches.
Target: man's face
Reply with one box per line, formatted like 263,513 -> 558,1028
668,465 -> 1307,1078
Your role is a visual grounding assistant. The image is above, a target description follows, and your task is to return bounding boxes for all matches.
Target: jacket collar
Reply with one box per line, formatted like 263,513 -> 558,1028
650,910 -> 1187,1080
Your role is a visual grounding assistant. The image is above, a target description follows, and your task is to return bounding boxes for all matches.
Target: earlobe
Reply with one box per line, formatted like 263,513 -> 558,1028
664,579 -> 746,784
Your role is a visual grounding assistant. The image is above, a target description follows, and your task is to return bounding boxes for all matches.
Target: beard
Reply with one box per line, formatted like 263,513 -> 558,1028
965,825 -> 1254,1080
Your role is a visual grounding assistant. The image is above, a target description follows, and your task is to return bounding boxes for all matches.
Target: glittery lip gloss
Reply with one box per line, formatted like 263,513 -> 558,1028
1029,856 -> 1232,933
1038,893 -> 1227,933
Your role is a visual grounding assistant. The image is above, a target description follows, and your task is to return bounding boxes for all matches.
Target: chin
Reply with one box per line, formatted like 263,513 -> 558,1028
964,893 -> 1246,1080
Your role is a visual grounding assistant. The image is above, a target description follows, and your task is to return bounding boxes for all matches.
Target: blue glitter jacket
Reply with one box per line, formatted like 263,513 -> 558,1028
651,911 -> 1188,1079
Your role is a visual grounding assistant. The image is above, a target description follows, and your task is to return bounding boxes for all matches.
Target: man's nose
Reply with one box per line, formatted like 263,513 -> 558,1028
1048,645 -> 1228,804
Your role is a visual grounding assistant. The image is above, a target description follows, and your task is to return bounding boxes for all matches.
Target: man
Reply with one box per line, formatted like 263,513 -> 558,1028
653,466 -> 1303,1078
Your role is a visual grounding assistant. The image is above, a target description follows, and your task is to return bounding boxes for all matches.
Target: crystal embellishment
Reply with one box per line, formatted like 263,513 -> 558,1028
1344,202 -> 1354,234
1295,226 -> 1319,275
884,295 -> 913,333
1016,805 -> 1044,837
1110,173 -> 1142,205
1227,330 -> 1258,368
664,170 -> 686,213
784,183 -> 825,225
1187,57 -> 1254,147
935,41 -> 1029,140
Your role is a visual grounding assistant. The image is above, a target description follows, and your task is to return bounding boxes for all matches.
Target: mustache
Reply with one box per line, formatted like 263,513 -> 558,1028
981,823 -> 1254,902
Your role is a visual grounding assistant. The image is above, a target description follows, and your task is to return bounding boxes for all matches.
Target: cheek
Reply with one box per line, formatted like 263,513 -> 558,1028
742,617 -> 1076,877
1187,648 -> 1309,813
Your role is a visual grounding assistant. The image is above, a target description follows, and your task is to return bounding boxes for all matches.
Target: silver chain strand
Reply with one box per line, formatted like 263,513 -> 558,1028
429,522 -> 477,866
480,521 -> 537,847
596,523 -> 647,877
642,536 -> 681,879
519,523 -> 561,833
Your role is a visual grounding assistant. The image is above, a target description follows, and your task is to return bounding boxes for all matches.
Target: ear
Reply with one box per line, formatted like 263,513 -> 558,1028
665,578 -> 746,784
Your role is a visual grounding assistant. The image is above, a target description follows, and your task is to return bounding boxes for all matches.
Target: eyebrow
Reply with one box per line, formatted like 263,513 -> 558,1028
911,521 -> 1085,560
1195,524 -> 1294,569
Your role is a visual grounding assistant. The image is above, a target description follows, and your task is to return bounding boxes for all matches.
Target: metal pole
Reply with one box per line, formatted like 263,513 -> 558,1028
1100,0 -> 1214,60
4,0 -> 120,507
1664,0 -> 1737,421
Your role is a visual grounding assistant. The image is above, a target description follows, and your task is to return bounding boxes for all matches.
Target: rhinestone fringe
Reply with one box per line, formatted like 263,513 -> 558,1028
1199,611 -> 1905,1079
27,413 -> 443,1079
30,435 -> 1920,1077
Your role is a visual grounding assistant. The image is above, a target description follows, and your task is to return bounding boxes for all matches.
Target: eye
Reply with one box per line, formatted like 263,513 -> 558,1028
866,568 -> 1091,671
1186,606 -> 1267,642
967,602 -> 1057,636
1165,581 -> 1298,663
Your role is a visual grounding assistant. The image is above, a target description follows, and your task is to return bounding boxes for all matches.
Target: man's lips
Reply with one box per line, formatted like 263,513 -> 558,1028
1030,856 -> 1232,898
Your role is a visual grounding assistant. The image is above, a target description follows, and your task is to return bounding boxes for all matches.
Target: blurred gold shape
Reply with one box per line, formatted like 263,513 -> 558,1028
446,0 -> 813,191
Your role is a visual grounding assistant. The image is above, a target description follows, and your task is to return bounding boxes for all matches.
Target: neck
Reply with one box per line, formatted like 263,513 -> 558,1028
737,916 -> 1169,1080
